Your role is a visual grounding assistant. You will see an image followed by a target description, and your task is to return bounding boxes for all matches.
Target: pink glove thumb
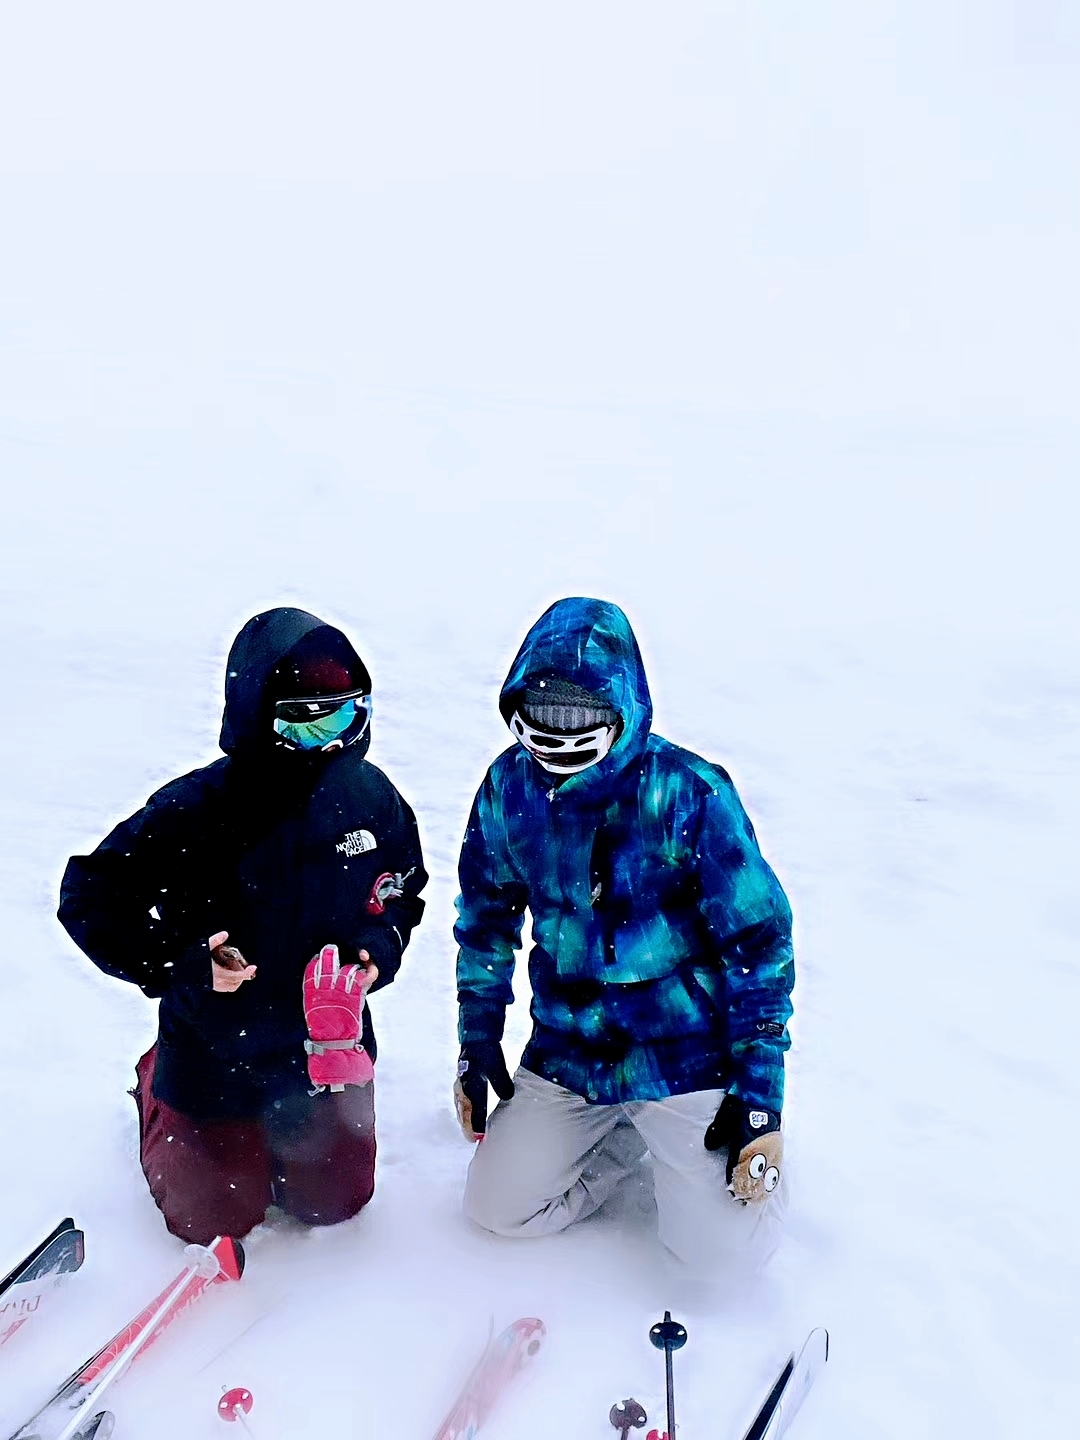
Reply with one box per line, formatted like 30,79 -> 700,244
302,944 -> 376,1093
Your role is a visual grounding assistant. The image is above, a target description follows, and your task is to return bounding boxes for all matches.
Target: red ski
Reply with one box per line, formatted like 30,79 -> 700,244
5,1235 -> 244,1440
432,1317 -> 545,1440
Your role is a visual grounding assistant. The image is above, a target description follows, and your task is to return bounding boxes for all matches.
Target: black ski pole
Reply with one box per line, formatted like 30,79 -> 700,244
649,1311 -> 687,1439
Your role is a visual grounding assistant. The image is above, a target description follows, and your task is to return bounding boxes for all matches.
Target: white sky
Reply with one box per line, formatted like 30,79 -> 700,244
1,2 -> 1078,417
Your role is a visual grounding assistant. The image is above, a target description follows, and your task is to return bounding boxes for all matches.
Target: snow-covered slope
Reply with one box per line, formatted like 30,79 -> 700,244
2,5 -> 1078,1437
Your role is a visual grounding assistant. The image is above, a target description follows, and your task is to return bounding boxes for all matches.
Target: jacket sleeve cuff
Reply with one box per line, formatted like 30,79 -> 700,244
727,1038 -> 787,1114
169,937 -> 214,994
458,1000 -> 506,1045
349,926 -> 402,990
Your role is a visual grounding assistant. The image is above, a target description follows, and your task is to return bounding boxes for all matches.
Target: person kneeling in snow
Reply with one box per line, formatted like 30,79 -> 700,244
453,598 -> 793,1268
59,608 -> 427,1245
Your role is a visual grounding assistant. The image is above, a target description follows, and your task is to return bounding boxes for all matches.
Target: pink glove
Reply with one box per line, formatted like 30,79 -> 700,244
302,945 -> 376,1092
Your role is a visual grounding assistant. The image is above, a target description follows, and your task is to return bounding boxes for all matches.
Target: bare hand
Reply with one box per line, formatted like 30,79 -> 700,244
210,931 -> 257,992
357,948 -> 379,988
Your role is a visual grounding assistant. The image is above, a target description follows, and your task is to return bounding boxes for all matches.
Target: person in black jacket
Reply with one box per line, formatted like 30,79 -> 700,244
59,608 -> 427,1244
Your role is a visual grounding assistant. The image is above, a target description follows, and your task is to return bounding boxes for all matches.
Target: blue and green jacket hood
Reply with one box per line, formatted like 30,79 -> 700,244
498,597 -> 652,796
456,597 -> 795,1112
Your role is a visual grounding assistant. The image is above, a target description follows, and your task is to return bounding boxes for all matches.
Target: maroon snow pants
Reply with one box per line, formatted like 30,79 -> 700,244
133,1048 -> 376,1245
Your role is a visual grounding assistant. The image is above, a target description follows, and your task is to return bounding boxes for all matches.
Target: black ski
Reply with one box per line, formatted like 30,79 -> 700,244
740,1328 -> 828,1440
0,1220 -> 85,1347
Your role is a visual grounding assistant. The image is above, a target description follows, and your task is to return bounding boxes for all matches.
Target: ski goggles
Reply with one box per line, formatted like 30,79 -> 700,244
509,710 -> 619,774
273,690 -> 372,752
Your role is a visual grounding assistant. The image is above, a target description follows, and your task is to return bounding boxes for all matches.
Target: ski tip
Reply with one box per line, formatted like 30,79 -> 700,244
0,1219 -> 85,1294
79,1411 -> 115,1440
511,1317 -> 545,1339
209,1236 -> 246,1282
70,1229 -> 87,1272
805,1326 -> 829,1363
505,1317 -> 545,1359
40,1218 -> 80,1249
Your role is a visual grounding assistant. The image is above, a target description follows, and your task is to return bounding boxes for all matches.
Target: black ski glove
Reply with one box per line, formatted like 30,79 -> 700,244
704,1093 -> 783,1204
454,1041 -> 515,1141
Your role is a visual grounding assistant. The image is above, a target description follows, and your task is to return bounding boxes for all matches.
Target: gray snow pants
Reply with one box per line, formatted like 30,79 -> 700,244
464,1067 -> 786,1270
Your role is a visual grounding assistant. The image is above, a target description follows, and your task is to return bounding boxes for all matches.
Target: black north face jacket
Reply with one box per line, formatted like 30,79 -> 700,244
58,608 -> 427,1121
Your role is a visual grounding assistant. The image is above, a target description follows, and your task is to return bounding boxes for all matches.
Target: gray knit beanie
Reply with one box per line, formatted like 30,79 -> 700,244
521,676 -> 618,733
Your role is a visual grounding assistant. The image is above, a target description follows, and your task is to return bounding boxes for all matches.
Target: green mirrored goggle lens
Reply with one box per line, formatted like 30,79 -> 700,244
273,693 -> 371,750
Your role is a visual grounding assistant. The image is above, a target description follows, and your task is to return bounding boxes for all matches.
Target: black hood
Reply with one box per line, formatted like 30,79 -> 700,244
219,608 -> 372,759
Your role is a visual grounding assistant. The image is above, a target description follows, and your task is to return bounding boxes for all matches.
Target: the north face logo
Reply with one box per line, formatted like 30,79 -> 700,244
336,829 -> 377,857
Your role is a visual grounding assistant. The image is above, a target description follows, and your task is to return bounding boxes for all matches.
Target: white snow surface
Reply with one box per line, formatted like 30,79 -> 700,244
2,4 -> 1079,1437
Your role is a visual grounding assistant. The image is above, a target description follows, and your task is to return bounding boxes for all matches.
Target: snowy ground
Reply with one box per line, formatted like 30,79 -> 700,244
2,5 -> 1079,1438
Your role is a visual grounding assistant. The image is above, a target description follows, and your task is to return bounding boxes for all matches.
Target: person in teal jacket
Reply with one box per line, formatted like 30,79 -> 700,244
454,597 -> 794,1267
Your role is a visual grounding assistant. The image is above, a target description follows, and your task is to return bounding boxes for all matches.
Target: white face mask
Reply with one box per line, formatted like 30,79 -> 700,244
509,710 -> 619,774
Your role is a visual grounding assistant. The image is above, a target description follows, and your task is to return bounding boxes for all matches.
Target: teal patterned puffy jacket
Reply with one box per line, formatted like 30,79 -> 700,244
455,597 -> 794,1111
